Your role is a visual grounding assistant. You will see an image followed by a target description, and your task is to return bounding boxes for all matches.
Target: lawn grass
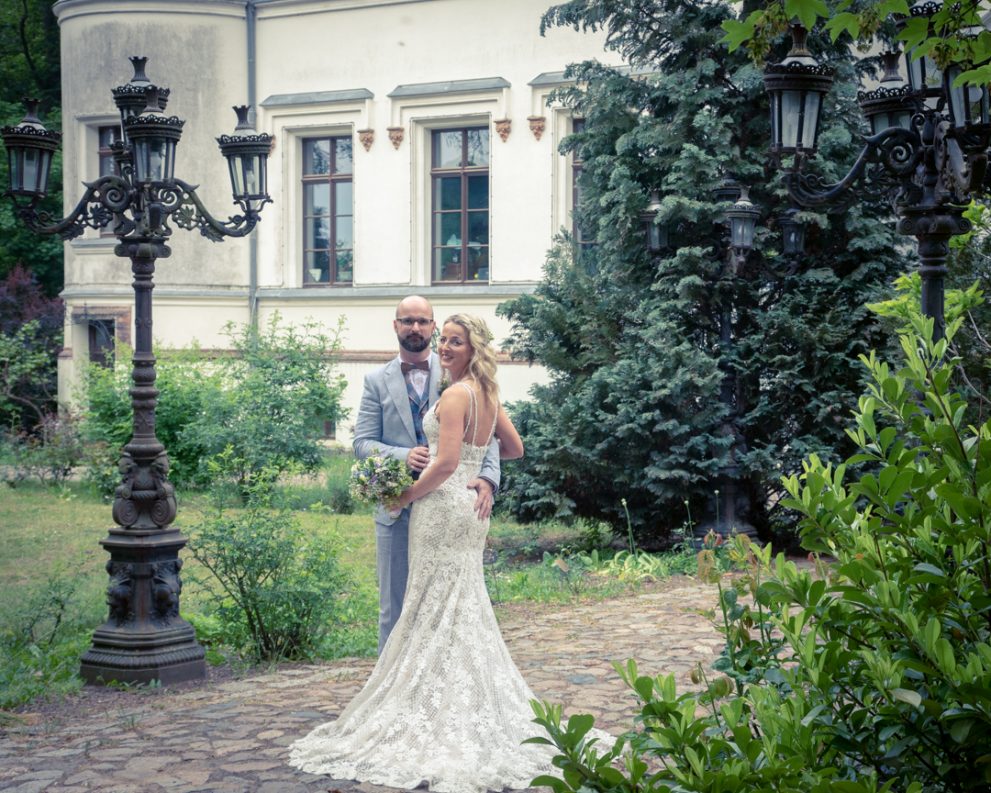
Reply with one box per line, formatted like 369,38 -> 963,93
0,474 -> 680,711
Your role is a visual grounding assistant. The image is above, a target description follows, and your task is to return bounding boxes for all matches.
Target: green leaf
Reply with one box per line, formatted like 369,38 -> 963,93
892,688 -> 922,708
950,719 -> 974,743
566,712 -> 595,739
825,12 -> 860,42
784,0 -> 829,30
721,18 -> 756,52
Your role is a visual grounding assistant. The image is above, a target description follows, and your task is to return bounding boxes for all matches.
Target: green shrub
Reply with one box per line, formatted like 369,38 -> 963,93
188,314 -> 348,491
81,343 -> 221,490
0,564 -> 101,709
530,315 -> 991,792
0,412 -> 84,487
81,314 -> 349,494
187,453 -> 352,662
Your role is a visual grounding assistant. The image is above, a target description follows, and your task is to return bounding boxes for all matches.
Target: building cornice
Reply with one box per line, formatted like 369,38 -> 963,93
54,0 -> 248,23
253,0 -> 435,19
60,284 -> 539,302
261,88 -> 374,108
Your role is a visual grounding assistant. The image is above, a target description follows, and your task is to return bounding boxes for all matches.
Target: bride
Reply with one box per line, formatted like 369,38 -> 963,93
288,313 -> 558,792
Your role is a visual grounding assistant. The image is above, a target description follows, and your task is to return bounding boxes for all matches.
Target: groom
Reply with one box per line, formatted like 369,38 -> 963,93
353,295 -> 501,652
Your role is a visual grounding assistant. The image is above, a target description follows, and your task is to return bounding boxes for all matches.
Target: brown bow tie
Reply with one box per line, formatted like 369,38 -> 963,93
401,360 -> 430,374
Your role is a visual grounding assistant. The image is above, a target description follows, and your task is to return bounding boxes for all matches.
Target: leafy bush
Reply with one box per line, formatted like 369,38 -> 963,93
1,412 -> 84,487
0,265 -> 63,435
0,564 -> 100,709
187,454 -> 353,662
530,315 -> 991,792
81,313 -> 348,493
189,314 -> 348,490
81,342 -> 221,491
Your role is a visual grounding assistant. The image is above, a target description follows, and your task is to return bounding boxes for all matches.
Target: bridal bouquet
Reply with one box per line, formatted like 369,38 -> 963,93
350,455 -> 413,515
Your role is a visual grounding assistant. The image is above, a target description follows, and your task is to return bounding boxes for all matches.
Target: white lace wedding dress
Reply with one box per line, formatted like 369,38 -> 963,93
288,385 -> 559,792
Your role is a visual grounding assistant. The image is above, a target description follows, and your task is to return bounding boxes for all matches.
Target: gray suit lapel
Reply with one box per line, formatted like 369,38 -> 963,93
385,358 -> 418,444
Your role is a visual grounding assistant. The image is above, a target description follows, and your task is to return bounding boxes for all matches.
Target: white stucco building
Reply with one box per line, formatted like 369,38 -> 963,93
53,0 -> 623,442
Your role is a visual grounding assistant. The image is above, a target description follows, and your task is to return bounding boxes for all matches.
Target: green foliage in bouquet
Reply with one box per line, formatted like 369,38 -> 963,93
350,454 -> 413,507
529,313 -> 991,792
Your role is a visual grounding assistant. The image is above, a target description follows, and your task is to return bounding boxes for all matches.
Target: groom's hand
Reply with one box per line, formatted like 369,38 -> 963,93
468,478 -> 494,520
406,446 -> 431,472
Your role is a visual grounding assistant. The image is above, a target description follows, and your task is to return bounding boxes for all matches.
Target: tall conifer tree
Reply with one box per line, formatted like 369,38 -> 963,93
500,0 -> 909,545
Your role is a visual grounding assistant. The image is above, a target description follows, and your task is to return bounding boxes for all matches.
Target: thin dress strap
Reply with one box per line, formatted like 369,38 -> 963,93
454,381 -> 477,443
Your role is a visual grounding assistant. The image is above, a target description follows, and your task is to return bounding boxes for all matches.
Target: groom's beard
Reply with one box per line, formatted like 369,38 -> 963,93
399,334 -> 430,353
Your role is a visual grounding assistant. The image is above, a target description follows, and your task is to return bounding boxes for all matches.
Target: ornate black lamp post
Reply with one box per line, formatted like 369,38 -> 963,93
764,6 -> 991,340
641,184 -> 761,540
1,56 -> 273,685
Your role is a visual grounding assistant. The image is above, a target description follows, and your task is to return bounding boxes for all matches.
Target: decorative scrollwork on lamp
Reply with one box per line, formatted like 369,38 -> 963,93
763,5 -> 991,339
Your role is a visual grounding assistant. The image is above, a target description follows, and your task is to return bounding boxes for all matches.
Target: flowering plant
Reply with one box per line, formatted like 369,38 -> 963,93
349,455 -> 413,514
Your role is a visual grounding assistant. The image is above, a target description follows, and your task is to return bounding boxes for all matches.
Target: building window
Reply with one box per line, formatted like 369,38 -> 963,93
302,136 -> 354,286
88,319 -> 115,368
431,127 -> 489,283
98,125 -> 122,237
571,119 -> 593,249
98,125 -> 121,177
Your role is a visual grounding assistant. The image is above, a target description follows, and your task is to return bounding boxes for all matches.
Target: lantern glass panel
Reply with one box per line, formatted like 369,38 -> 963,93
946,69 -> 990,128
646,222 -> 663,253
780,89 -> 803,149
37,150 -> 51,194
783,224 -> 804,255
8,148 -> 22,192
730,216 -> 755,250
23,147 -> 41,192
228,159 -> 243,196
906,50 -> 942,95
803,91 -> 822,149
134,137 -> 171,183
241,155 -> 259,195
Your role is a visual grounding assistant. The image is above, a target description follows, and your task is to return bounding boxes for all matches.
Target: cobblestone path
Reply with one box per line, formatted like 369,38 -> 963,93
0,577 -> 722,793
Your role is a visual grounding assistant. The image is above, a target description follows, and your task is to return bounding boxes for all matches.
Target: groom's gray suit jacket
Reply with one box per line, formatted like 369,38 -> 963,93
353,353 -> 502,650
352,353 -> 501,523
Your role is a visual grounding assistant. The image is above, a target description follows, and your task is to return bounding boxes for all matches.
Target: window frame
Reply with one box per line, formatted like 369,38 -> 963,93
429,126 -> 490,284
300,134 -> 355,287
570,118 -> 593,250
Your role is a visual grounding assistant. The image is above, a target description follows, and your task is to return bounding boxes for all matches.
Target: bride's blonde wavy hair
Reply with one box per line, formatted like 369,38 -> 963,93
443,313 -> 499,406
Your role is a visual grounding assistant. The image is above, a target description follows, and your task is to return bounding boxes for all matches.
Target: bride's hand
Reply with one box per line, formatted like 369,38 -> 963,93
387,489 -> 413,514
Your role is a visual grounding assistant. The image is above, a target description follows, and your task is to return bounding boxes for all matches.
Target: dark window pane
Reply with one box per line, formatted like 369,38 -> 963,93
305,250 -> 331,283
88,320 -> 115,367
434,176 -> 461,210
435,212 -> 462,246
467,175 -> 488,209
304,139 -> 331,175
334,139 -> 353,174
98,126 -> 120,147
99,156 -> 116,177
467,246 -> 488,281
433,130 -> 463,168
336,250 -> 353,282
335,216 -> 353,249
467,211 -> 488,245
465,128 -> 489,166
335,180 -> 353,210
434,248 -> 462,281
306,216 -> 330,250
305,183 -> 330,216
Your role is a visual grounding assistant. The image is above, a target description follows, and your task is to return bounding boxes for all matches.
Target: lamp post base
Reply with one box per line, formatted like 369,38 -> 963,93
80,624 -> 206,686
80,529 -> 206,686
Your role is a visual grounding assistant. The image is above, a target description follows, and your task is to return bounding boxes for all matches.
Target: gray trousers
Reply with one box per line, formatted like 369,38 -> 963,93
375,512 -> 410,653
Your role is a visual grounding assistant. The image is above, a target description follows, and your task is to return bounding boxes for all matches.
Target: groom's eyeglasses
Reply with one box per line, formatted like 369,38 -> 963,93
397,317 -> 434,327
